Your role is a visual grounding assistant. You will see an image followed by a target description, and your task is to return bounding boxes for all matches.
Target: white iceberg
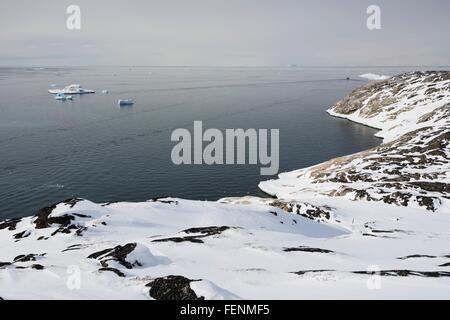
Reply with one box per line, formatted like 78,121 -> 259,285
118,99 -> 134,106
48,84 -> 95,94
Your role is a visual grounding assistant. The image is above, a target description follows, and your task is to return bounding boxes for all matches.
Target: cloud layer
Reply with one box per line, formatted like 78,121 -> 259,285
1,0 -> 449,66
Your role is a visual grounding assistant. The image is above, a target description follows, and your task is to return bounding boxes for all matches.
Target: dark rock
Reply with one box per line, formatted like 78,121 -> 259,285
0,218 -> 21,231
293,269 -> 450,278
146,275 -> 204,300
397,254 -> 437,260
30,264 -> 44,270
153,226 -> 232,244
35,206 -> 73,229
382,192 -> 410,207
371,229 -> 395,234
183,226 -> 230,236
88,248 -> 116,259
362,233 -> 393,238
34,198 -> 82,229
33,199 -> 90,236
409,182 -> 450,193
98,267 -> 126,277
13,230 -> 30,239
62,198 -> 82,208
269,200 -> 331,221
88,243 -> 138,269
284,246 -> 334,254
353,270 -> 450,278
370,229 -> 412,235
151,197 -> 178,205
75,226 -> 87,236
13,253 -> 45,263
153,236 -> 205,244
416,196 -> 438,212
293,270 -> 335,275
50,225 -> 74,236
62,244 -> 84,252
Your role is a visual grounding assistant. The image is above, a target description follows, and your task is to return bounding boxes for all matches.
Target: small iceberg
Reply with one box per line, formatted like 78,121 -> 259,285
55,93 -> 73,101
49,84 -> 95,94
118,99 -> 134,106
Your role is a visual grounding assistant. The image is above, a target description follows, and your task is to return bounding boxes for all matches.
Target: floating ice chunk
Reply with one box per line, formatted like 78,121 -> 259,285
359,73 -> 390,81
118,99 -> 134,106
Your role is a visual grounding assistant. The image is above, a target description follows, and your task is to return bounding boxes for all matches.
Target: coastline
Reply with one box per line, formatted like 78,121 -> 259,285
259,71 -> 450,212
0,71 -> 449,299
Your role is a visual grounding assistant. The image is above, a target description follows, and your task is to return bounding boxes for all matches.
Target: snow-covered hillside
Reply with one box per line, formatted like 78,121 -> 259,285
1,71 -> 449,300
260,71 -> 450,212
1,196 -> 449,299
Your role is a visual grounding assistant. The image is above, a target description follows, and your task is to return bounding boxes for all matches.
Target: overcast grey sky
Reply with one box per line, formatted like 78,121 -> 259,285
1,0 -> 449,67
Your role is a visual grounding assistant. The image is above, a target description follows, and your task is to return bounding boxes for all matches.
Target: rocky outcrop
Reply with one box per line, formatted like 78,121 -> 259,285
152,226 -> 232,244
88,243 -> 139,269
269,200 -> 332,221
0,253 -> 46,271
283,246 -> 334,253
146,276 -> 204,300
0,218 -> 21,231
32,198 -> 90,236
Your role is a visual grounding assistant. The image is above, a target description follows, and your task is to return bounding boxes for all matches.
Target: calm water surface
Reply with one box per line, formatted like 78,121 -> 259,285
0,66 -> 426,219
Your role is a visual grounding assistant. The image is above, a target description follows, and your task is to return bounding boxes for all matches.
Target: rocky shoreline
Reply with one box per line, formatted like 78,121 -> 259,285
260,71 -> 450,212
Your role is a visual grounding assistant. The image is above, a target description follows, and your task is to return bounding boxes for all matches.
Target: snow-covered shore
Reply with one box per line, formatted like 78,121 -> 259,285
260,71 -> 450,212
0,71 -> 449,300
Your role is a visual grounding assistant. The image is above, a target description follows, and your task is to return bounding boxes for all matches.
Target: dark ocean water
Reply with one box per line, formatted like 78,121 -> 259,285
0,66 -> 426,219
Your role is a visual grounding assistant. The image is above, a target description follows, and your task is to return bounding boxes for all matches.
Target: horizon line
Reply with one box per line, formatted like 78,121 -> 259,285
1,64 -> 450,69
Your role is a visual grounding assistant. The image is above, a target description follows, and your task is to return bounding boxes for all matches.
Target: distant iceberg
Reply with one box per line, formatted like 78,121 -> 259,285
49,84 -> 95,94
118,99 -> 134,106
359,73 -> 390,81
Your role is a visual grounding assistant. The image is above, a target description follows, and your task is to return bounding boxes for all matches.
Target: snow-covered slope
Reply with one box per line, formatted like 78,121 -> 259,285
1,71 -> 449,300
0,197 -> 449,300
260,71 -> 450,212
329,71 -> 450,141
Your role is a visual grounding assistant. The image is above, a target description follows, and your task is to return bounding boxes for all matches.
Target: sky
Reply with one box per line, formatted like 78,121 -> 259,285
1,0 -> 449,67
